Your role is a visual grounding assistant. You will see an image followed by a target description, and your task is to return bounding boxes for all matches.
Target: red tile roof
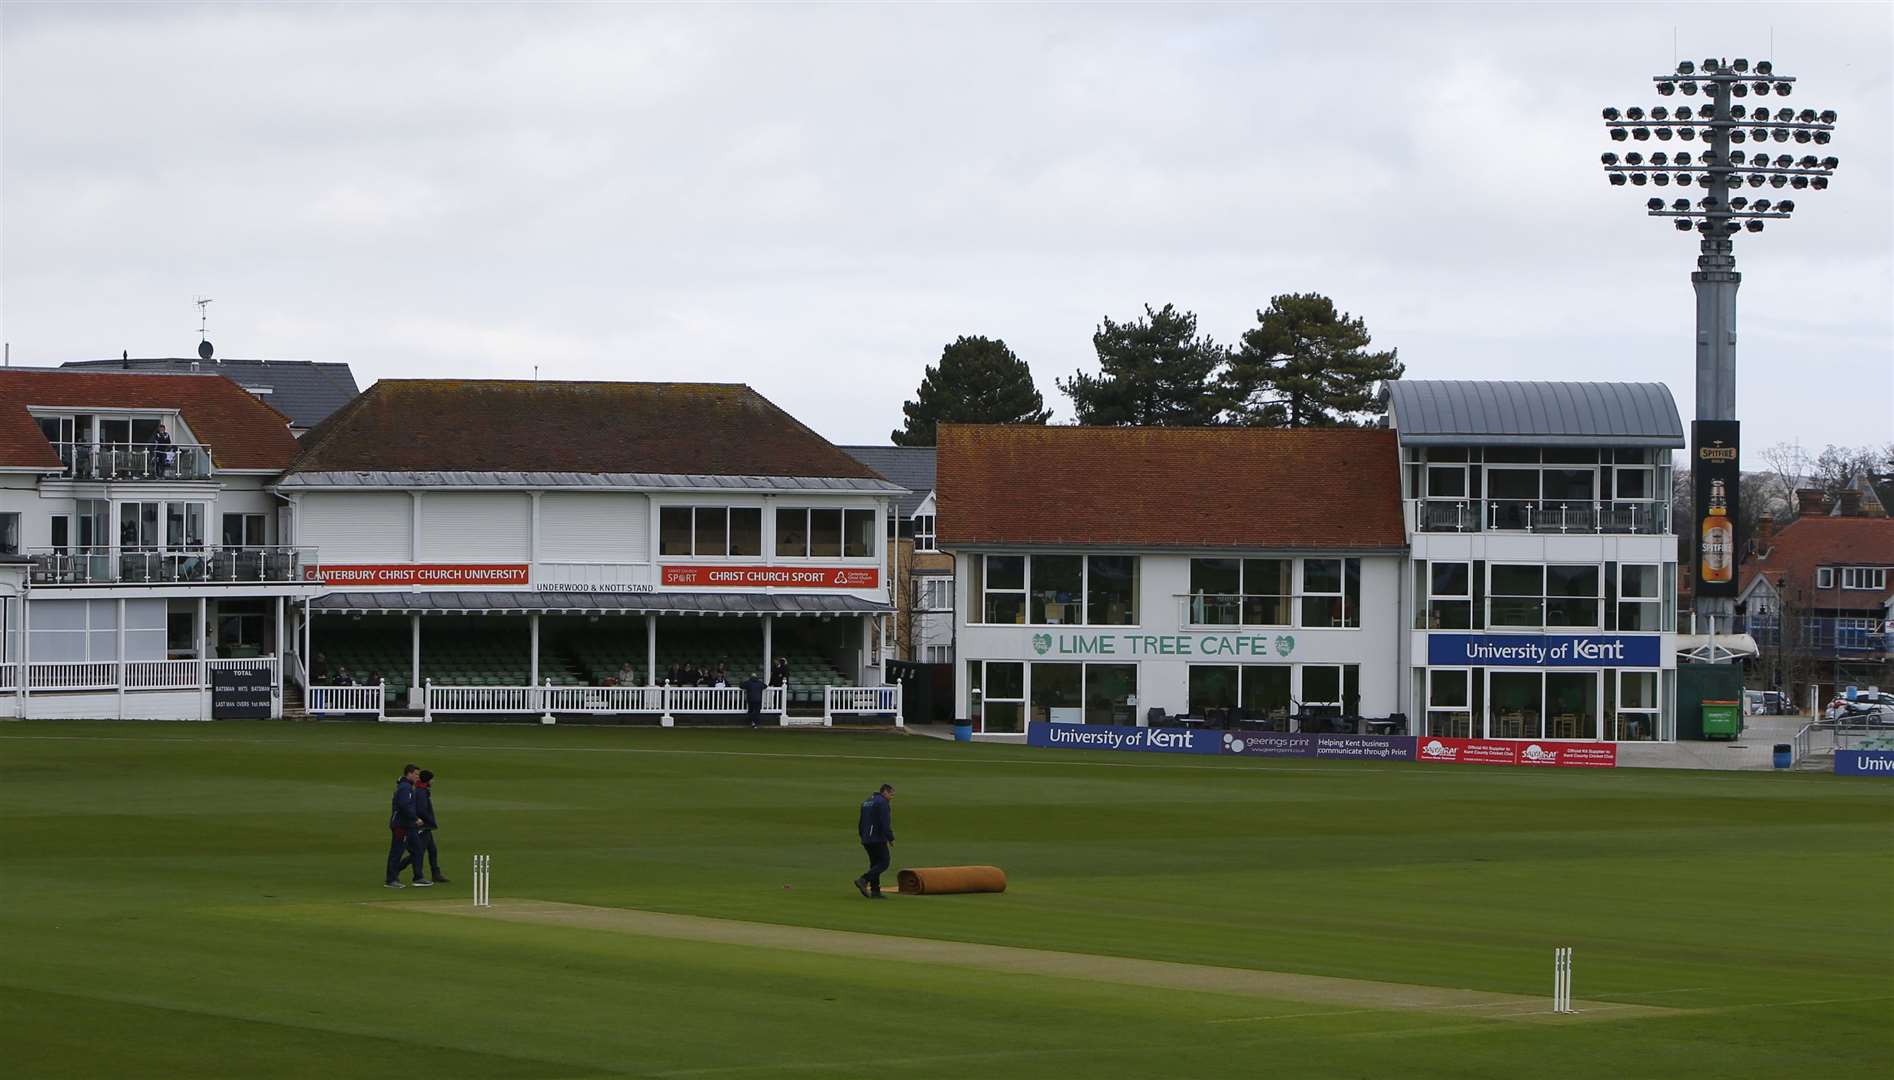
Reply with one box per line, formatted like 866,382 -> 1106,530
0,369 -> 299,471
936,424 -> 1405,550
1739,515 -> 1894,611
287,380 -> 886,480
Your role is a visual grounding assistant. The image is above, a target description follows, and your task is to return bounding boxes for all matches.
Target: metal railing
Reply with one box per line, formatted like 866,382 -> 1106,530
1406,498 -> 1670,535
26,545 -> 314,586
49,440 -> 214,481
1176,593 -> 1293,628
1737,614 -> 1892,654
308,681 -> 387,718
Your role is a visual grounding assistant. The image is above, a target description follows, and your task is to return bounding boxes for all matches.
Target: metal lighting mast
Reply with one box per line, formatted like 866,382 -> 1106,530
1599,56 -> 1840,629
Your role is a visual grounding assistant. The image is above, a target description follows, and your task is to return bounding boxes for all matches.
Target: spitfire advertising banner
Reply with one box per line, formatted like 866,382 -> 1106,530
1693,420 -> 1740,598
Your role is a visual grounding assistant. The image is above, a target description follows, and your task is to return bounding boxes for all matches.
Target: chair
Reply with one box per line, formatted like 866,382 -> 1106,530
1146,706 -> 1168,728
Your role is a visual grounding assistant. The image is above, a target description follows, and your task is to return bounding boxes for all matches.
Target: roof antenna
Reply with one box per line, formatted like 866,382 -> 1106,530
194,296 -> 215,362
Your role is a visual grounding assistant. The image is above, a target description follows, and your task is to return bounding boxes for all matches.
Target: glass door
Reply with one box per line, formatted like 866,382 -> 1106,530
1546,672 -> 1599,740
1488,671 -> 1543,739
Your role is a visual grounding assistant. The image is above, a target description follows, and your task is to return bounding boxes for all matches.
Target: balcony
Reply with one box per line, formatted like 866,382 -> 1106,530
1739,614 -> 1893,655
1406,498 -> 1669,535
26,545 -> 315,586
1176,592 -> 1293,628
47,440 -> 214,482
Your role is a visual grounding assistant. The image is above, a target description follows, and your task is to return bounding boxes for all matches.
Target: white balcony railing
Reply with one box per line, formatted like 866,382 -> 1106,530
825,685 -> 902,726
308,681 -> 386,718
26,546 -> 315,586
1174,593 -> 1294,629
49,440 -> 214,481
1406,498 -> 1670,535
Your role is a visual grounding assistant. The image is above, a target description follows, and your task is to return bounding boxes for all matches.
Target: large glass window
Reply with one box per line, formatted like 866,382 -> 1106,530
693,507 -> 728,555
972,660 -> 1024,733
165,503 -> 207,549
221,513 -> 267,548
1618,564 -> 1662,631
1029,663 -> 1084,725
1428,561 -> 1472,629
1187,559 -> 1241,625
844,509 -> 877,558
1085,664 -> 1139,725
1087,556 -> 1139,626
980,555 -> 1026,624
1489,564 -> 1545,628
1545,565 -> 1600,628
0,512 -> 18,555
1547,672 -> 1599,740
729,508 -> 762,556
1616,670 -> 1660,741
1240,666 -> 1292,726
809,509 -> 843,557
659,507 -> 693,556
1029,555 -> 1084,625
664,506 -> 762,557
775,507 -> 808,557
120,502 -> 161,548
1302,664 -> 1360,718
1489,671 -> 1543,739
1427,668 -> 1473,737
1188,666 -> 1239,714
913,513 -> 937,552
1302,559 -> 1360,628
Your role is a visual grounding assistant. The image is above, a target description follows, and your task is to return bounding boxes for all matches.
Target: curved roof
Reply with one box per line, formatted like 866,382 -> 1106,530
1388,381 -> 1684,447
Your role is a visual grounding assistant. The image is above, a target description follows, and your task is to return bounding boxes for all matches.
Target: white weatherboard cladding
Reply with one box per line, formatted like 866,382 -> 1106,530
301,493 -> 411,562
418,493 -> 530,561
538,493 -> 649,563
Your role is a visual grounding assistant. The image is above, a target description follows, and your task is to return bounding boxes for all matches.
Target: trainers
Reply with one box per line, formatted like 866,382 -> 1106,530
853,877 -> 871,898
412,879 -> 434,887
384,881 -> 405,889
869,892 -> 887,900
430,875 -> 451,883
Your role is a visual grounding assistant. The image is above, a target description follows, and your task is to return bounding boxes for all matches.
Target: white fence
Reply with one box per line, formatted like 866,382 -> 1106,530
308,681 -> 388,719
824,685 -> 903,727
418,681 -> 856,724
1,657 -> 281,694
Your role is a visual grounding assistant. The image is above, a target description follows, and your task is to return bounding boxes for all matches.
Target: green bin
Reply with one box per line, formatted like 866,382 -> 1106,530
1701,700 -> 1743,740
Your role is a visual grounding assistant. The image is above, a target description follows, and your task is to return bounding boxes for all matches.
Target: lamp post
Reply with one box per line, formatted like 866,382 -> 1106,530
1600,57 -> 1840,629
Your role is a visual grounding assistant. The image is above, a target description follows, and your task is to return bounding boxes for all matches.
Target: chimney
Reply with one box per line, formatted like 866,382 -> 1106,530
1837,489 -> 1863,517
1756,513 -> 1775,546
1796,488 -> 1828,517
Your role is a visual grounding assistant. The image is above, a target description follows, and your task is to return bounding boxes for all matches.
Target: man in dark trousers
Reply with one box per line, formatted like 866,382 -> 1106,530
740,671 -> 767,729
385,763 -> 433,889
854,783 -> 895,899
399,769 -> 449,884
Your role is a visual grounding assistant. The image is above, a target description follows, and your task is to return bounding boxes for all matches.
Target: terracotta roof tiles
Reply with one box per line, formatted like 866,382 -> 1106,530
0,369 -> 298,471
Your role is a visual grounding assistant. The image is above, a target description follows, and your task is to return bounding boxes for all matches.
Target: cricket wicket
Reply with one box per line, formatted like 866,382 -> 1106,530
473,854 -> 491,908
1553,947 -> 1574,1013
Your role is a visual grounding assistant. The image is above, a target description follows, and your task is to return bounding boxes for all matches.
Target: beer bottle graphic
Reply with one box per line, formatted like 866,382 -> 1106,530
1701,479 -> 1733,585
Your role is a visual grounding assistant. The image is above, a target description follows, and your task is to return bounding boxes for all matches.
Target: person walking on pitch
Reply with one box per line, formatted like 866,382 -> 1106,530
385,764 -> 432,888
854,783 -> 895,899
401,768 -> 448,883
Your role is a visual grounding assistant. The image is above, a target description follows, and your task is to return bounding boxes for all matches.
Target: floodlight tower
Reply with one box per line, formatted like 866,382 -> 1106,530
1599,57 -> 1839,628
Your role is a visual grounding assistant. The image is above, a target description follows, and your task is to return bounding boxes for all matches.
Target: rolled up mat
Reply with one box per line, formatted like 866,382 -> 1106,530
896,865 -> 1007,895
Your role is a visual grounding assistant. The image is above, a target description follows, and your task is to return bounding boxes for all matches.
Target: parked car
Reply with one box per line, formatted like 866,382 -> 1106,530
1825,690 -> 1894,726
1744,690 -> 1788,716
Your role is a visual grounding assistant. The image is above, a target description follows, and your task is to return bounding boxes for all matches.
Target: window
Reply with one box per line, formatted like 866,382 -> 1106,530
916,577 -> 953,612
0,512 -> 17,555
970,660 -> 1024,733
120,502 -> 161,548
1545,565 -> 1600,627
913,513 -> 937,552
1241,666 -> 1292,722
1030,554 -> 1084,625
1030,663 -> 1084,725
221,513 -> 267,547
1087,555 -> 1140,625
809,509 -> 843,557
1187,558 -> 1290,626
166,503 -> 207,549
1302,558 -> 1360,629
50,515 -> 69,552
664,506 -> 763,557
1842,567 -> 1888,591
976,555 -> 1026,624
1616,670 -> 1659,741
1816,567 -> 1834,589
1188,666 -> 1239,713
1301,664 -> 1361,718
1428,561 -> 1472,629
923,644 -> 952,664
1427,669 -> 1473,738
1085,664 -> 1138,725
845,509 -> 877,558
1618,564 -> 1662,631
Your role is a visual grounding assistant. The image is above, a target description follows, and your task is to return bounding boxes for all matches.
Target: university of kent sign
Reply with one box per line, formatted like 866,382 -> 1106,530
1426,633 -> 1662,667
1028,631 -> 1296,658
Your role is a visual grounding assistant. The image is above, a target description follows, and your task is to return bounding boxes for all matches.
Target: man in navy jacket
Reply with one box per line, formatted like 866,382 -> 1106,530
398,769 -> 448,884
854,784 -> 895,899
385,764 -> 432,889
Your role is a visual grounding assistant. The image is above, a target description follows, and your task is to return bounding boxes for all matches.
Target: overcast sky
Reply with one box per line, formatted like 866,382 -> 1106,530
3,2 -> 1889,456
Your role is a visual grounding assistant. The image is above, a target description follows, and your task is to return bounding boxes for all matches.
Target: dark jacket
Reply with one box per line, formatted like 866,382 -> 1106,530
858,792 -> 894,844
769,658 -> 788,687
414,780 -> 438,829
389,776 -> 421,830
741,677 -> 766,708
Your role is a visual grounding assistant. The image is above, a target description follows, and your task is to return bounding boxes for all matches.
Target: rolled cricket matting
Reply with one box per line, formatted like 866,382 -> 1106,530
388,899 -> 1674,1023
895,865 -> 1007,895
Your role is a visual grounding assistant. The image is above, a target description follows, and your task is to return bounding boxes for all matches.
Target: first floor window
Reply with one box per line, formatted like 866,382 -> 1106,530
664,506 -> 763,557
1617,564 -> 1662,631
916,577 -> 952,612
972,554 -> 1025,624
1428,561 -> 1473,629
1842,567 -> 1888,591
0,512 -> 17,555
1816,567 -> 1834,589
1029,554 -> 1084,625
913,513 -> 936,552
1302,559 -> 1360,628
972,553 -> 1138,626
924,644 -> 952,664
221,513 -> 267,547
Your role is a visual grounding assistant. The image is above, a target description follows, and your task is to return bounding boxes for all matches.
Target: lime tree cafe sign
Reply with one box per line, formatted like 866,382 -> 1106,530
1030,631 -> 1295,658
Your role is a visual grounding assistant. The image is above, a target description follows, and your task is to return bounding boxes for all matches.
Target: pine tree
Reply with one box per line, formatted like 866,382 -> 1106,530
1058,303 -> 1227,426
1221,293 -> 1403,427
891,336 -> 1051,446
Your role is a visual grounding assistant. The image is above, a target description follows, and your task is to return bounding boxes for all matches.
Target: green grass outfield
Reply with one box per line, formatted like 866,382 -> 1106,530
2,720 -> 1890,1078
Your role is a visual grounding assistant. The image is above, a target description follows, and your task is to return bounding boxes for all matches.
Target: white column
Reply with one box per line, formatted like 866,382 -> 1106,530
410,613 -> 422,695
274,596 -> 285,718
116,598 -> 127,719
859,615 -> 872,685
646,613 -> 657,684
196,595 -> 208,719
763,614 -> 773,678
529,612 -> 540,687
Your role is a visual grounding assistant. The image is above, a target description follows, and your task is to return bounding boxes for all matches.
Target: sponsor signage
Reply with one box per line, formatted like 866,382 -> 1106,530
660,565 -> 879,589
1835,750 -> 1894,777
1693,419 -> 1741,598
304,564 -> 530,586
1427,633 -> 1661,668
1220,732 -> 1417,760
1030,632 -> 1295,658
539,582 -> 656,594
1025,722 -> 1218,755
1416,737 -> 1617,768
210,667 -> 273,720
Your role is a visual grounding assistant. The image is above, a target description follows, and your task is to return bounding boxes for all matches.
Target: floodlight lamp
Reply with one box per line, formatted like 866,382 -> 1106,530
1601,152 -> 1619,165
1793,129 -> 1811,144
1677,60 -> 1695,75
1811,176 -> 1828,189
1653,172 -> 1670,185
1672,198 -> 1691,211
1755,60 -> 1772,75
1647,197 -> 1664,210
1682,81 -> 1699,95
1675,219 -> 1694,231
1797,108 -> 1815,123
1769,174 -> 1787,188
1630,172 -> 1648,185
1675,151 -> 1693,165
1651,152 -> 1669,166
1731,104 -> 1748,119
1603,107 -> 1621,121
1752,81 -> 1770,95
1745,220 -> 1764,232
1775,154 -> 1793,167
1790,175 -> 1808,189
1819,109 -> 1837,124
1702,56 -> 1719,72
1775,83 -> 1791,96
1730,196 -> 1749,210
1632,127 -> 1651,141
1776,199 -> 1794,212
1658,82 -> 1676,96
1814,131 -> 1830,145
1820,156 -> 1838,169
1745,198 -> 1763,211
1698,221 -> 1716,234
1608,173 -> 1627,186
1627,106 -> 1645,121
1652,106 -> 1670,121
1611,128 -> 1628,142
1626,151 -> 1644,165
1699,195 -> 1720,209
1728,150 -> 1746,165
1732,58 -> 1749,73
1656,127 -> 1673,141
1732,83 -> 1749,97
1723,221 -> 1741,234
1679,127 -> 1697,140
1730,130 -> 1748,143
1675,173 -> 1694,186
1797,155 -> 1816,168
